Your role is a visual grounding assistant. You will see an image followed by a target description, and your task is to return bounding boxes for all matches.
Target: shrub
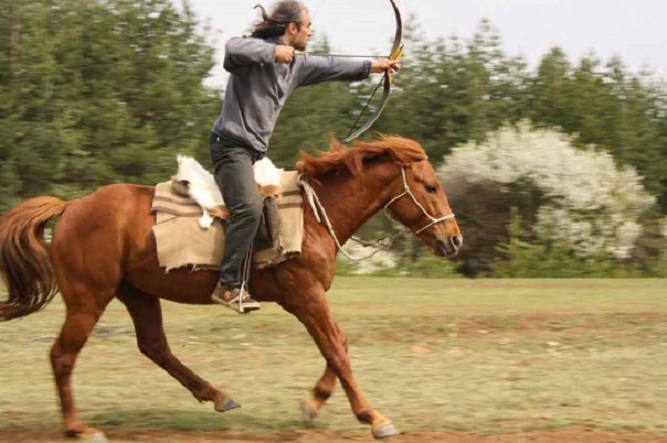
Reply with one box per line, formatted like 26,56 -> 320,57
439,122 -> 656,275
492,211 -> 643,278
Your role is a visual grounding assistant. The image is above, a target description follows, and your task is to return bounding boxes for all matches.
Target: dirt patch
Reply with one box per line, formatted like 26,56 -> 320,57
1,429 -> 667,443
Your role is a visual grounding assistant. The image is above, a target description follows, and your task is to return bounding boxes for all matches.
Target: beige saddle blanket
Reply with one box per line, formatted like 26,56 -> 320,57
151,171 -> 304,272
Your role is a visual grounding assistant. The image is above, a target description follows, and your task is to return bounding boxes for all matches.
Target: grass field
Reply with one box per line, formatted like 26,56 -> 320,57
1,277 -> 666,442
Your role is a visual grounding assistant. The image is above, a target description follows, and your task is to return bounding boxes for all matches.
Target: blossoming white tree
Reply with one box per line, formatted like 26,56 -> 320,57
438,122 -> 655,259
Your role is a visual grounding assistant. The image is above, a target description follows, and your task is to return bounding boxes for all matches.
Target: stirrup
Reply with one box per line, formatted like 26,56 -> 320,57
211,284 -> 260,314
212,246 -> 260,314
236,285 -> 261,314
236,246 -> 260,313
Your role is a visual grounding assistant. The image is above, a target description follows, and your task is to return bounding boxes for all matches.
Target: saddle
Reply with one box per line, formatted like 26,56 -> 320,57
151,156 -> 304,272
170,155 -> 283,250
254,197 -> 280,250
170,180 -> 280,250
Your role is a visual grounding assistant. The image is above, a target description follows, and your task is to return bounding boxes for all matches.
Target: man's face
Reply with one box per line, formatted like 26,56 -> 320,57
292,9 -> 312,51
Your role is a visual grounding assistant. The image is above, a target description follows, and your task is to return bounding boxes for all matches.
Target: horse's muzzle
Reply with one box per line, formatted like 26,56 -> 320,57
435,235 -> 462,258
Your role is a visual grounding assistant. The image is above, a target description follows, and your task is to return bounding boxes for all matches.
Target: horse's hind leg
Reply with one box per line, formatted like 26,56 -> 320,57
116,280 -> 239,412
50,288 -> 114,440
301,322 -> 347,421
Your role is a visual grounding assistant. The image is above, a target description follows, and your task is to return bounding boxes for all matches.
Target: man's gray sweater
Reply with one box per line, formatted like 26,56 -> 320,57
212,36 -> 372,153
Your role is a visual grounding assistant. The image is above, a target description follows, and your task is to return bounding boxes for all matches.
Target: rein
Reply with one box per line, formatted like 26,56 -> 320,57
298,167 -> 456,261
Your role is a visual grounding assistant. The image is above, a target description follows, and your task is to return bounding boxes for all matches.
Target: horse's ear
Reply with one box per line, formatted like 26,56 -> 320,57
345,151 -> 364,176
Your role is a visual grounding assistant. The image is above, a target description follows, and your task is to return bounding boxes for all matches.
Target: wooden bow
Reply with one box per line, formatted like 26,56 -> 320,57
343,0 -> 403,144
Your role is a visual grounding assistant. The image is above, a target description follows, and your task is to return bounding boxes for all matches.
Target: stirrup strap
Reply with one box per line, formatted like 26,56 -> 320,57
238,245 -> 253,311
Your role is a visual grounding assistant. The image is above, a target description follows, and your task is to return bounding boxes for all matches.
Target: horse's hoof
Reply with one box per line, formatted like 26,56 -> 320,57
76,431 -> 109,443
215,396 -> 241,412
372,422 -> 401,439
86,432 -> 109,443
66,428 -> 108,443
299,400 -> 318,423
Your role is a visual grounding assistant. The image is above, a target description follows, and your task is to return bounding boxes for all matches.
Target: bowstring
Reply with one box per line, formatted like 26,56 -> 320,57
310,0 -> 328,21
307,0 -> 388,143
345,75 -> 386,140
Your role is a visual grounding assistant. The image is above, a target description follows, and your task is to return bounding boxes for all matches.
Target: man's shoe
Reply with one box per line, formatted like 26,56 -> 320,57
210,283 -> 261,314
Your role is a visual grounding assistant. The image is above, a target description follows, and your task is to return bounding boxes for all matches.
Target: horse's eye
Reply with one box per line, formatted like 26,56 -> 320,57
425,184 -> 437,194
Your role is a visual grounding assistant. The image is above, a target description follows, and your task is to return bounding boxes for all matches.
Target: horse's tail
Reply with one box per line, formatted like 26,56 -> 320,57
0,196 -> 67,321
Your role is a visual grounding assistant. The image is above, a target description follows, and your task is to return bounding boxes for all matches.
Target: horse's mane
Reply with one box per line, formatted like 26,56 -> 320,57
296,135 -> 427,178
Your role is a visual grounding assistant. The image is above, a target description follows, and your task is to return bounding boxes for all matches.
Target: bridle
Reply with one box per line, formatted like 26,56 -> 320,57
299,166 -> 456,260
384,167 -> 456,234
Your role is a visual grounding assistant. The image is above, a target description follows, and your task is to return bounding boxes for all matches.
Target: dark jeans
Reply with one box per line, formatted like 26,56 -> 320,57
209,133 -> 263,288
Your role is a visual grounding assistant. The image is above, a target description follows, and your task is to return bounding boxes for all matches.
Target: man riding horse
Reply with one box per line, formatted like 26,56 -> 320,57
0,1 -> 465,440
209,0 -> 401,312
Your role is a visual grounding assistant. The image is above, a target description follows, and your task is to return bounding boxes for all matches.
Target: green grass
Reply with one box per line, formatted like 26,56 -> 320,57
1,278 -> 666,439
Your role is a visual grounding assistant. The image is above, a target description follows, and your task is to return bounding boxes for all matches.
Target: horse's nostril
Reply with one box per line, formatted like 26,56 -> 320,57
451,235 -> 462,250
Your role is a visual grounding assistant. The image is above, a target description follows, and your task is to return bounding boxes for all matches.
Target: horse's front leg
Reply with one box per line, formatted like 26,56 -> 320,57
300,322 -> 345,421
282,290 -> 400,439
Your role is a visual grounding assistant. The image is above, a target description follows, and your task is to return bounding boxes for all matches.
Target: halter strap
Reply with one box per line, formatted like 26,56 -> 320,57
383,168 -> 456,234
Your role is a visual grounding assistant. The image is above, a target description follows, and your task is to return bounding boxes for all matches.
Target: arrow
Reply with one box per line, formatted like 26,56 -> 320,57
294,51 -> 388,59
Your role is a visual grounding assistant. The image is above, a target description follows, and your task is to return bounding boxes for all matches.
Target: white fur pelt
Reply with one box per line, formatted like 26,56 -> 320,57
253,156 -> 283,190
173,155 -> 283,228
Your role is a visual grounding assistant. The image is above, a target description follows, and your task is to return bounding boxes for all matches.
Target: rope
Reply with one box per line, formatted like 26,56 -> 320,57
238,244 -> 254,312
299,176 -> 391,261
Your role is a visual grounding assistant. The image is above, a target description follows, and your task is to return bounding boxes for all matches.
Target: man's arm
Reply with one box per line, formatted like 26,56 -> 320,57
295,56 -> 372,87
223,37 -> 275,73
296,56 -> 401,87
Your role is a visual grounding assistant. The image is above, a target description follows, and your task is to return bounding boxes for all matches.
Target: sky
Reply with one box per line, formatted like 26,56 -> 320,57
184,0 -> 667,88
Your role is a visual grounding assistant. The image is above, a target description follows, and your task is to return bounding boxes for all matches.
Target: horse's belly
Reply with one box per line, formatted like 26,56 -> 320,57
126,266 -> 219,305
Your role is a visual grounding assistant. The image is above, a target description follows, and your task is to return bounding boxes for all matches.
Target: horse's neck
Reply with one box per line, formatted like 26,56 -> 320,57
314,165 -> 397,244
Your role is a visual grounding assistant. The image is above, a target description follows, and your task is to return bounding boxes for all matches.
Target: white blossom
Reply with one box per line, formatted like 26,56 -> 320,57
338,241 -> 397,274
438,122 -> 655,259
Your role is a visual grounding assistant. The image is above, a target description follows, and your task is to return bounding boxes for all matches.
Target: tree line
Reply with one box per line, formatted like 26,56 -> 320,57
2,0 -> 666,276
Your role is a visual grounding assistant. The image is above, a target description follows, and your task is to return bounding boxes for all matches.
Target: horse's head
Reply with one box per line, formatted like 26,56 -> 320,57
297,135 -> 462,257
383,159 -> 462,258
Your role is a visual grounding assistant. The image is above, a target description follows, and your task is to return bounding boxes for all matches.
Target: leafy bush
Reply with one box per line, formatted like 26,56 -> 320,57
439,122 -> 656,276
492,211 -> 643,278
641,216 -> 667,277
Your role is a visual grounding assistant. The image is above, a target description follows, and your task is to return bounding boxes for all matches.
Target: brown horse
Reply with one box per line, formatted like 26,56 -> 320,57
0,135 -> 461,441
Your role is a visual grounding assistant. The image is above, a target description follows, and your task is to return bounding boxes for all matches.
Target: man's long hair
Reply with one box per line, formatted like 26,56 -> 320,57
251,1 -> 304,39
